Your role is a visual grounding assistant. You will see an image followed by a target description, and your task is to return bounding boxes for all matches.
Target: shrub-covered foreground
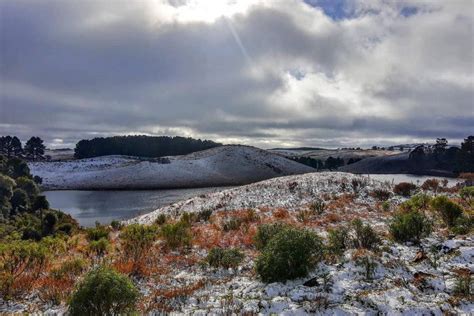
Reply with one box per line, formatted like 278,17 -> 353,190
1,172 -> 473,314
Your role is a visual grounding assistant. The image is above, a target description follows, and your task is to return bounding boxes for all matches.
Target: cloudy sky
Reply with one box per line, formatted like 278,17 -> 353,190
0,0 -> 473,149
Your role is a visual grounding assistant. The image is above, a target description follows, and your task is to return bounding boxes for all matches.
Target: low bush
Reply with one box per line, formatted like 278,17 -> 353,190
430,196 -> 463,227
161,221 -> 192,249
400,194 -> 432,212
371,189 -> 391,201
453,270 -> 472,298
196,209 -> 213,222
389,210 -> 432,243
421,179 -> 440,192
110,220 -> 122,230
351,219 -> 380,250
310,199 -> 326,214
51,258 -> 87,280
86,225 -> 109,241
327,227 -> 350,257
206,247 -> 244,269
68,266 -> 139,316
460,186 -> 474,205
0,240 -> 48,299
381,201 -> 391,212
120,224 -> 157,274
254,223 -> 289,250
87,238 -> 109,258
393,182 -> 417,197
154,214 -> 167,225
255,226 -> 323,282
355,253 -> 378,282
451,216 -> 474,235
222,217 -> 242,232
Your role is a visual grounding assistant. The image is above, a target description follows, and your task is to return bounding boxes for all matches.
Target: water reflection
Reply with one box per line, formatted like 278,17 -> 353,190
45,187 -> 229,227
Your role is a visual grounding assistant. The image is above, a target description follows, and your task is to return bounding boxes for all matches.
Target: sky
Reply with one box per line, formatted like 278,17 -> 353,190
0,0 -> 473,149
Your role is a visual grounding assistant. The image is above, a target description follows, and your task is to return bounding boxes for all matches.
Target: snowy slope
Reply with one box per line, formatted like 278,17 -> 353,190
128,172 -> 390,224
29,145 -> 314,190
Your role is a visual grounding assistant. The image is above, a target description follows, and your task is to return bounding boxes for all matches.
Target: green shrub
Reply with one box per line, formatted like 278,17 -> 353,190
42,211 -> 58,236
381,201 -> 391,212
371,189 -> 391,201
451,216 -> 474,235
430,196 -> 464,227
222,217 -> 242,231
86,225 -> 109,241
400,194 -> 432,212
0,174 -> 15,217
32,195 -> 49,211
110,220 -> 122,230
393,182 -> 417,197
310,199 -> 326,214
154,214 -> 167,225
196,209 -> 213,222
254,223 -> 289,250
453,271 -> 472,298
255,226 -> 323,283
57,223 -> 73,235
355,254 -> 377,282
120,224 -> 157,273
161,221 -> 192,249
327,227 -> 350,257
22,227 -> 42,241
460,186 -> 474,205
51,258 -> 87,280
351,219 -> 380,250
389,210 -> 432,243
68,266 -> 139,316
88,238 -> 109,257
10,189 -> 30,213
206,247 -> 244,269
0,240 -> 48,298
15,177 -> 39,200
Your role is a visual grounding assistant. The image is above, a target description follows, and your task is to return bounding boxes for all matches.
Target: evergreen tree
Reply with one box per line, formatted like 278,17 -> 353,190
24,137 -> 45,160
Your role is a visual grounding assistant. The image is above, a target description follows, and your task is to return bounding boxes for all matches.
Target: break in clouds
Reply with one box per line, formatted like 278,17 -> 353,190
0,0 -> 473,148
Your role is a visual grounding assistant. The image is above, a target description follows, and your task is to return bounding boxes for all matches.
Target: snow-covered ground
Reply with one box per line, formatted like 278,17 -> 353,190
124,172 -> 473,315
29,145 -> 314,190
128,172 -> 389,224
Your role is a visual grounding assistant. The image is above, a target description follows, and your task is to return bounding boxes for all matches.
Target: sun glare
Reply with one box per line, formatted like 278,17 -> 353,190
155,0 -> 258,23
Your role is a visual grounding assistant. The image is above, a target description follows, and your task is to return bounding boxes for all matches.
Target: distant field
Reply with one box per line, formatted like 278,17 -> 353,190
269,148 -> 404,163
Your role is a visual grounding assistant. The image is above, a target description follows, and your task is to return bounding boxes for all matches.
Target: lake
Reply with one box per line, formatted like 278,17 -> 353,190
44,187 -> 230,227
45,174 -> 462,227
362,174 -> 462,186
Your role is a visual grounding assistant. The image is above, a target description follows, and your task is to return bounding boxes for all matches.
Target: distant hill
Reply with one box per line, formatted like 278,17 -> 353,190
339,151 -> 458,177
270,147 -> 325,151
30,145 -> 315,190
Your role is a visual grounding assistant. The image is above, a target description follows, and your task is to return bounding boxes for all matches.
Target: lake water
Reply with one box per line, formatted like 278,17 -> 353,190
361,174 -> 462,186
44,187 -> 230,227
45,174 -> 462,227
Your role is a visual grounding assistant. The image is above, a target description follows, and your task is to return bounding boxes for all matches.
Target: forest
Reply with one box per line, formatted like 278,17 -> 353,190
74,135 -> 222,158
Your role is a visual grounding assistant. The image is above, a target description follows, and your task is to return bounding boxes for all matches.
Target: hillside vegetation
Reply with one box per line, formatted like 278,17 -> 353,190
74,135 -> 222,159
1,170 -> 472,314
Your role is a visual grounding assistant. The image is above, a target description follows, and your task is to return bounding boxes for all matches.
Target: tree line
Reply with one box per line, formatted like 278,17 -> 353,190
74,135 -> 222,159
0,136 -> 46,160
409,136 -> 474,173
0,154 -> 78,238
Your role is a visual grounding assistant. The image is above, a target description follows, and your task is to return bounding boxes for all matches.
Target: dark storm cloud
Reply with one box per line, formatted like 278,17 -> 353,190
0,0 -> 472,148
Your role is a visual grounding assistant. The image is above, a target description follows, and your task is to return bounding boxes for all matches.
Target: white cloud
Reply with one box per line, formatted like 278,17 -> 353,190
0,0 -> 472,148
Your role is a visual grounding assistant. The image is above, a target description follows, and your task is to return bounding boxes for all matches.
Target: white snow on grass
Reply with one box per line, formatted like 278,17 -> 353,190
29,145 -> 314,190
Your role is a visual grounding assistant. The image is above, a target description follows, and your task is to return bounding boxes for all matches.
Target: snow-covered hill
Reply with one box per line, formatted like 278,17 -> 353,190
29,145 -> 314,190
128,172 -> 387,225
